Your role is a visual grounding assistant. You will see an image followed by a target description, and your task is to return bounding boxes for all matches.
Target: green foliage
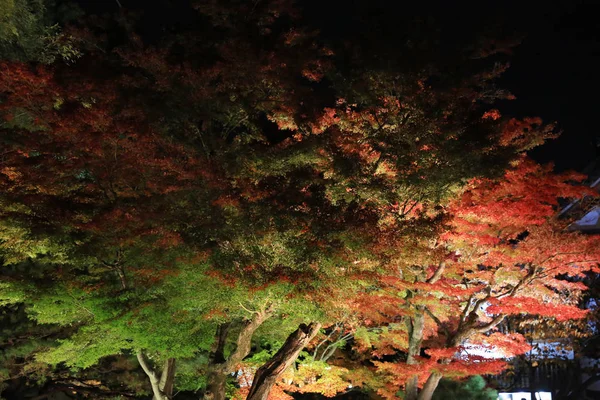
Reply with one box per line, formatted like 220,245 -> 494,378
0,0 -> 81,63
0,0 -> 45,59
0,213 -> 72,267
173,356 -> 208,392
432,376 -> 498,400
36,325 -> 132,369
0,283 -> 24,307
27,286 -> 94,325
244,341 -> 282,366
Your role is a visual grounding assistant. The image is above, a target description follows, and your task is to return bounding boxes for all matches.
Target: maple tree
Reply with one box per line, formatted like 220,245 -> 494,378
0,1 -> 599,400
0,1 -> 334,398
0,56 -> 326,397
269,158 -> 599,400
359,159 -> 599,400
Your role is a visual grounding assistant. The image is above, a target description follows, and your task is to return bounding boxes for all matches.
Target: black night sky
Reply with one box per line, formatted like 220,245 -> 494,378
498,1 -> 600,171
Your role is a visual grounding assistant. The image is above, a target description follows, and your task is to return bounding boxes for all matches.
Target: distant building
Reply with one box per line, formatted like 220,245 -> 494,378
561,156 -> 600,232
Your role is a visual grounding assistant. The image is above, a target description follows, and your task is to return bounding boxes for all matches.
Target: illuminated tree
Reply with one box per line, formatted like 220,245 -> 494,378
319,157 -> 598,400
0,0 -> 81,63
1,1 -> 598,400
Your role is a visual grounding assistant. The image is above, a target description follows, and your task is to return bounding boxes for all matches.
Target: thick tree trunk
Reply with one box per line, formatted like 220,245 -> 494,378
205,368 -> 228,400
416,372 -> 442,400
203,323 -> 231,400
246,322 -> 321,400
405,375 -> 419,400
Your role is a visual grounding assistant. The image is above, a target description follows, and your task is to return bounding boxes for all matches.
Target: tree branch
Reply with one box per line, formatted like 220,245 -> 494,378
320,332 -> 353,362
416,372 -> 443,400
224,303 -> 275,371
247,322 -> 321,400
460,294 -> 476,324
426,262 -> 445,284
136,350 -> 157,382
239,302 -> 259,315
312,323 -> 338,361
423,306 -> 450,338
474,314 -> 505,333
158,358 -> 176,395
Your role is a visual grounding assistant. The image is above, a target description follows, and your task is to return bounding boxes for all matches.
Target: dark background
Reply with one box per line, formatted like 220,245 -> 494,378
497,0 -> 600,171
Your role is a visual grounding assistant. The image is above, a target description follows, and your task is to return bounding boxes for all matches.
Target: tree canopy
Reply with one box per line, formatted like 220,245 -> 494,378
0,1 -> 598,399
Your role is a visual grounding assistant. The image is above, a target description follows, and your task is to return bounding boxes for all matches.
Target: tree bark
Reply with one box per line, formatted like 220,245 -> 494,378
416,372 -> 442,400
204,305 -> 274,400
405,375 -> 419,400
159,358 -> 176,399
136,350 -> 176,400
204,322 -> 231,400
205,368 -> 228,400
405,309 -> 425,400
246,322 -> 321,400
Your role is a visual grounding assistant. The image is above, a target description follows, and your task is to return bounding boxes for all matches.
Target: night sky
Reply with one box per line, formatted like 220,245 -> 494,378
498,1 -> 600,172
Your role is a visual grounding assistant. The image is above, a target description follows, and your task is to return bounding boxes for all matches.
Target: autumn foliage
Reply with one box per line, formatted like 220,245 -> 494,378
0,1 -> 599,400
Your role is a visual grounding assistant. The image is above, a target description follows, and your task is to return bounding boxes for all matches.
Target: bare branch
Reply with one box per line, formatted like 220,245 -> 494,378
320,332 -> 354,362
537,251 -> 587,266
136,350 -> 158,382
460,294 -> 476,324
495,266 -> 536,299
239,302 -> 259,315
312,323 -> 338,361
471,289 -> 491,314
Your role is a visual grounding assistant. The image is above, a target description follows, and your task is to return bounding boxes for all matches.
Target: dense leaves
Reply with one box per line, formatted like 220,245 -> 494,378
0,1 -> 598,399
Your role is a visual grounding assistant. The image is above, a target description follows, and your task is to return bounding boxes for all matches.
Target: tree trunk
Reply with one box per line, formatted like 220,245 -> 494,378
204,305 -> 274,400
405,375 -> 419,400
246,322 -> 321,400
205,367 -> 227,400
203,323 -> 231,400
159,358 -> 176,399
136,350 -> 176,400
405,310 -> 425,400
416,372 -> 442,400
